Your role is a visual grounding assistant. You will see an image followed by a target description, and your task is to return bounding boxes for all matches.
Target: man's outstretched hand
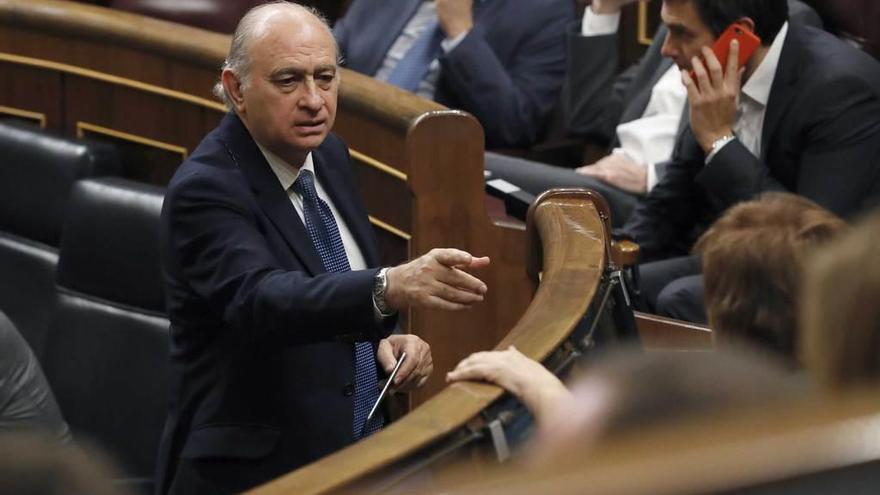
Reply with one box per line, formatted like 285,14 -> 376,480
385,248 -> 489,312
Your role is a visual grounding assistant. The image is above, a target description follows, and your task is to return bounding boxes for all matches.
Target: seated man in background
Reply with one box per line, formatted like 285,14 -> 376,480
157,4 -> 489,494
0,311 -> 70,444
802,207 -> 880,388
622,0 -> 880,323
486,0 -> 820,226
696,192 -> 846,361
333,0 -> 574,149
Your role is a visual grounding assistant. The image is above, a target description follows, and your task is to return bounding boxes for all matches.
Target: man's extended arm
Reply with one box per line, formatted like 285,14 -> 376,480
163,172 -> 384,344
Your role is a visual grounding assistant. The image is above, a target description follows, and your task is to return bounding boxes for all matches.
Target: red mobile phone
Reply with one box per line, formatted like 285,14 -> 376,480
690,23 -> 762,83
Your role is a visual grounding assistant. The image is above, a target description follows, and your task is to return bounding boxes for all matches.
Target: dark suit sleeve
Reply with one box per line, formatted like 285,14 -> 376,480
696,75 -> 880,218
562,23 -> 667,145
163,172 -> 386,345
562,21 -> 623,143
620,130 -> 705,259
438,1 -> 572,148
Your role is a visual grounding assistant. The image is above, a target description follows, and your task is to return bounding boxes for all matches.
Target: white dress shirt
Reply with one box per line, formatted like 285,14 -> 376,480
706,22 -> 789,163
581,7 -> 688,191
256,143 -> 368,271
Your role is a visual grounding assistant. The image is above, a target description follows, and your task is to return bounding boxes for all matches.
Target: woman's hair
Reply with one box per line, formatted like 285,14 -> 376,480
801,209 -> 880,387
695,193 -> 846,359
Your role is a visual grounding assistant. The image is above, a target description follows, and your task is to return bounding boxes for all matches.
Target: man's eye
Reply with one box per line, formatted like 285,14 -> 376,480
276,77 -> 299,86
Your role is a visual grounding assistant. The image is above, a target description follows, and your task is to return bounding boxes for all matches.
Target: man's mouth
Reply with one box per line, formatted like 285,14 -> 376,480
295,120 -> 326,133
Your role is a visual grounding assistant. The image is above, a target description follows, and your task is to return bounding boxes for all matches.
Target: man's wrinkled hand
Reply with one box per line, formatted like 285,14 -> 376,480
577,153 -> 647,194
376,335 -> 433,392
682,39 -> 744,154
385,248 -> 489,312
436,0 -> 474,38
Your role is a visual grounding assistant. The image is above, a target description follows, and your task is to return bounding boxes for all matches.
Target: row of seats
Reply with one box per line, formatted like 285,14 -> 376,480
0,121 -> 169,488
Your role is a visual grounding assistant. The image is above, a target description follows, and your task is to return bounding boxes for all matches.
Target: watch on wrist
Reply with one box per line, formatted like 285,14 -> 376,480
373,267 -> 391,315
710,133 -> 736,153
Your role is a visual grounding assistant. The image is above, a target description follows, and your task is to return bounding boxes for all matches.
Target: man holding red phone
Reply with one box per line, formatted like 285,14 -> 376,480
621,0 -> 880,323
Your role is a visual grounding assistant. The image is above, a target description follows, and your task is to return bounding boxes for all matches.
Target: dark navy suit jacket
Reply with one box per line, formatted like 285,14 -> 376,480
622,24 -> 880,259
155,113 -> 393,494
334,0 -> 574,148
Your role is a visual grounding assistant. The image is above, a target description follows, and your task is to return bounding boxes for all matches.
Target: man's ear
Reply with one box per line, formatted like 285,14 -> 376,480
222,70 -> 246,113
736,17 -> 757,34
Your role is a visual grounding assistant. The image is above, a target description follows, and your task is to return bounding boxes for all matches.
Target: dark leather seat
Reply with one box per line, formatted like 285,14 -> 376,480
807,0 -> 880,59
0,121 -> 118,358
42,177 -> 168,487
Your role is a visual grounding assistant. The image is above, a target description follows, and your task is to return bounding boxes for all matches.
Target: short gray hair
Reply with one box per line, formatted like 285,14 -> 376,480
212,1 -> 339,108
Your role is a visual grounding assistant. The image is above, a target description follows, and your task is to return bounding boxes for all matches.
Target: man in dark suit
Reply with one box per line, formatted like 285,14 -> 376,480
156,4 -> 490,494
486,0 -> 821,226
621,0 -> 880,322
333,0 -> 574,149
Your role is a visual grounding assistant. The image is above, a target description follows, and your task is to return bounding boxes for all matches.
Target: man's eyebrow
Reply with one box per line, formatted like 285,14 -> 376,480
666,22 -> 691,36
269,65 -> 337,77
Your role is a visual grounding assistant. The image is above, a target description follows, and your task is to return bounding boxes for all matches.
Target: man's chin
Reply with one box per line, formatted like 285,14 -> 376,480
288,133 -> 328,151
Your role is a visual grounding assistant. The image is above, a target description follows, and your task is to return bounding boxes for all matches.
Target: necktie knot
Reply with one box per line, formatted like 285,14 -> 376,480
292,169 -> 318,201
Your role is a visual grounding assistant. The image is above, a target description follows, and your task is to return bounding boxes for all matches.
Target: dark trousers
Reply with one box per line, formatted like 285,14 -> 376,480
484,152 -> 640,228
636,255 -> 707,324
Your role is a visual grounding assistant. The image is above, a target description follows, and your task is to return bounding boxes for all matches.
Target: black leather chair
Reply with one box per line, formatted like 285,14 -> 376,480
806,0 -> 880,59
42,177 -> 168,489
0,121 -> 118,358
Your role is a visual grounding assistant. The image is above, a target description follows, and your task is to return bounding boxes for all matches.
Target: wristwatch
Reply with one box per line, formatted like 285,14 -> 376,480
373,267 -> 391,315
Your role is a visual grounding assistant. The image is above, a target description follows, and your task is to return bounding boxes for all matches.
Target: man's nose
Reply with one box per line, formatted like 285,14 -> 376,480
660,32 -> 675,59
298,79 -> 324,111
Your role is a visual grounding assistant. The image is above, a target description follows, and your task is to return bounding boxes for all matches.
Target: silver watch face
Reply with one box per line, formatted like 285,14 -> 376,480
374,269 -> 388,311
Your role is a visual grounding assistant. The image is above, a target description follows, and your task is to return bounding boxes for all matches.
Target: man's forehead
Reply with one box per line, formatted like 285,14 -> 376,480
250,13 -> 337,62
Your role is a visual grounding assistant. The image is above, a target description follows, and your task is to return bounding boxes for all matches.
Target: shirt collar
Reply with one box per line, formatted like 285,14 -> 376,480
255,142 -> 315,192
741,21 -> 788,107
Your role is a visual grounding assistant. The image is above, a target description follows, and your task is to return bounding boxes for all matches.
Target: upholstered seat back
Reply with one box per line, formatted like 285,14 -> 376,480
807,0 -> 880,59
0,121 -> 118,247
0,122 -> 118,358
43,178 -> 169,483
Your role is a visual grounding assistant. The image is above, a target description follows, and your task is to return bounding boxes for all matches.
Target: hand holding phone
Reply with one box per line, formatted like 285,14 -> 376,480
689,23 -> 762,85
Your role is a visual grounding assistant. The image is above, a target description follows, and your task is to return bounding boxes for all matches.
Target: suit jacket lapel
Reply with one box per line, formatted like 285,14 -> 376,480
314,148 -> 380,267
218,113 -> 326,275
364,0 -> 424,75
760,25 -> 804,161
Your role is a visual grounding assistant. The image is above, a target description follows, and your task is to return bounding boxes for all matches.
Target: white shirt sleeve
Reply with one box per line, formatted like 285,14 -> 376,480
441,30 -> 469,53
646,162 -> 660,191
581,6 -> 621,36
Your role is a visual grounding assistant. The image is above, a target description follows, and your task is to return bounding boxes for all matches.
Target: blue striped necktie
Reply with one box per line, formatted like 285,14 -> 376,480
386,20 -> 445,92
291,169 -> 383,439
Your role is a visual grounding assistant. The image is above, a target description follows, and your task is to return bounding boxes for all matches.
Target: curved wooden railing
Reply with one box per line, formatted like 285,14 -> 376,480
249,189 -> 610,494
